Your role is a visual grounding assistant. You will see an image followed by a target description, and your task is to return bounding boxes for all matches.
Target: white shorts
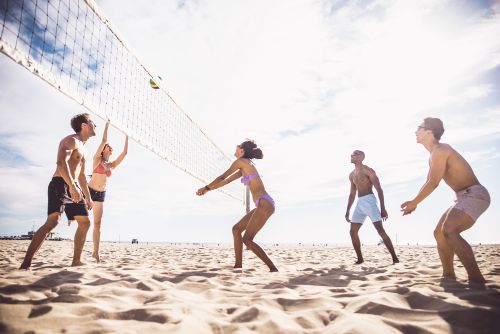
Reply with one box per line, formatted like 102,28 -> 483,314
351,194 -> 382,224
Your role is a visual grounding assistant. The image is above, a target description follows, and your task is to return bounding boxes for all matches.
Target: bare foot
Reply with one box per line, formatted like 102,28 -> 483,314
393,258 -> 400,264
468,276 -> 486,285
71,261 -> 85,267
92,253 -> 100,263
233,264 -> 242,269
468,281 -> 486,290
441,275 -> 457,282
270,267 -> 279,272
19,263 -> 31,270
439,276 -> 460,287
354,259 -> 364,265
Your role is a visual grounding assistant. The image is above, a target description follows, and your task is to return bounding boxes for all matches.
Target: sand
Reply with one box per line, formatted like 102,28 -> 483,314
0,240 -> 499,333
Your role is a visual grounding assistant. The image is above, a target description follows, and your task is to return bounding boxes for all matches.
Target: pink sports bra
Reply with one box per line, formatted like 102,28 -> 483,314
93,161 -> 112,177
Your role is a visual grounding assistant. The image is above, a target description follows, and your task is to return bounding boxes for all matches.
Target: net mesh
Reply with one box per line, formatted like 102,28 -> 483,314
0,0 -> 243,202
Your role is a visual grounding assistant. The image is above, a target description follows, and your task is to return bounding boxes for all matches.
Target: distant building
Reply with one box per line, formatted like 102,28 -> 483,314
1,230 -> 67,241
20,231 -> 35,240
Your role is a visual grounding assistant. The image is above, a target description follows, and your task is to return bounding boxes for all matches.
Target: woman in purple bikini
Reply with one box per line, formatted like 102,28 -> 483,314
196,140 -> 278,272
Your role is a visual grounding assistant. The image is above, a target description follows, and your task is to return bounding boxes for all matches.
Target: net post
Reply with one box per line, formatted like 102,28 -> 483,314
245,186 -> 250,214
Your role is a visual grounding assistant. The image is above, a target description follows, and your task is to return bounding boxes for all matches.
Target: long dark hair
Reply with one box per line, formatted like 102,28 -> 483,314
240,140 -> 263,159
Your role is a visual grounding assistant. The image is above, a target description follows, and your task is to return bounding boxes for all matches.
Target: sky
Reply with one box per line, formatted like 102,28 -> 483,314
1,0 -> 499,246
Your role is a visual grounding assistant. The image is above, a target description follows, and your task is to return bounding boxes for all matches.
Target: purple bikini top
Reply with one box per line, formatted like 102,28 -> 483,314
241,173 -> 259,186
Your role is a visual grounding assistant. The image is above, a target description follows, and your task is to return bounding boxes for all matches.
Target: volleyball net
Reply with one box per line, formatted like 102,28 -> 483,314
0,0 -> 243,202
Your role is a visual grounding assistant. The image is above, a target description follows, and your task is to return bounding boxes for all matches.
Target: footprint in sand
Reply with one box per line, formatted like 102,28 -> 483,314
231,307 -> 259,322
28,305 -> 52,318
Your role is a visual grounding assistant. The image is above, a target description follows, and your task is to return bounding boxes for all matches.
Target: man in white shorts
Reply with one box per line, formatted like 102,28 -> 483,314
345,150 -> 399,264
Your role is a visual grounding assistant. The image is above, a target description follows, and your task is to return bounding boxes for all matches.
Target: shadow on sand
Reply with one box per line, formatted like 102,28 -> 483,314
267,265 -> 500,334
0,270 -> 85,305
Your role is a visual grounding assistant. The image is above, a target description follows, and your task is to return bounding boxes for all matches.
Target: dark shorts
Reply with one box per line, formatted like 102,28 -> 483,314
47,177 -> 88,221
89,187 -> 106,202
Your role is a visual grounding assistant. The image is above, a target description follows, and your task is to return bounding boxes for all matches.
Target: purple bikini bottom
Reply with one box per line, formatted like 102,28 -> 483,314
255,193 -> 275,209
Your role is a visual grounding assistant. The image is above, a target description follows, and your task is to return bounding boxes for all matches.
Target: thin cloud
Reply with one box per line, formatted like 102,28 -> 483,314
279,122 -> 323,139
0,134 -> 36,168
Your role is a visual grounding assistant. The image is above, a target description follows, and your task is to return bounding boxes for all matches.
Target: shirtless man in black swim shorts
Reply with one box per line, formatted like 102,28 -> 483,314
20,113 -> 96,269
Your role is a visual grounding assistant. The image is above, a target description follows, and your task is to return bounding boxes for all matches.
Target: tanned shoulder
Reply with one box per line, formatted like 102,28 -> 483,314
427,145 -> 450,171
232,158 -> 248,171
235,157 -> 247,166
363,165 -> 376,176
431,143 -> 451,158
440,143 -> 453,152
60,135 -> 78,149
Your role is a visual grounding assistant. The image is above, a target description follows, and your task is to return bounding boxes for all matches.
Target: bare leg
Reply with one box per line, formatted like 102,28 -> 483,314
72,215 -> 90,267
373,222 -> 399,263
434,209 -> 456,280
232,209 -> 255,268
19,213 -> 60,269
92,202 -> 104,262
242,200 -> 277,272
442,209 -> 485,284
350,223 -> 363,264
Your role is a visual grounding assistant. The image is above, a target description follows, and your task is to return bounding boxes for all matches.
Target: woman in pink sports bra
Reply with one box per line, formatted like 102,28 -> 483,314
88,121 -> 128,262
196,140 -> 277,272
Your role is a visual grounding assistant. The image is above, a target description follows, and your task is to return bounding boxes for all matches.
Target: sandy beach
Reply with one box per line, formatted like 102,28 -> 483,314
0,240 -> 499,333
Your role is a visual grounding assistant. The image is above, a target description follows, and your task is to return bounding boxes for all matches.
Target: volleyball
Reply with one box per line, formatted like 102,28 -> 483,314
149,75 -> 162,89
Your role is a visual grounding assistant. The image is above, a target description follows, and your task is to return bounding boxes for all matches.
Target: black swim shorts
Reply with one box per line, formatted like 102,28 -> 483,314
47,177 -> 88,220
89,187 -> 106,202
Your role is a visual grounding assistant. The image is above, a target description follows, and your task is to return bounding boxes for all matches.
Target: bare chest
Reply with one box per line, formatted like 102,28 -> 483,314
69,147 -> 85,166
352,171 -> 370,186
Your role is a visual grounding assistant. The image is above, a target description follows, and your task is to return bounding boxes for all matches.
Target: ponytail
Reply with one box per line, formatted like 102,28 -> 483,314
240,140 -> 263,159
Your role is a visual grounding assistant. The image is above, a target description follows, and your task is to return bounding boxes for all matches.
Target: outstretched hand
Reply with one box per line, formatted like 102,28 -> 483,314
196,187 -> 208,196
400,200 -> 417,215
